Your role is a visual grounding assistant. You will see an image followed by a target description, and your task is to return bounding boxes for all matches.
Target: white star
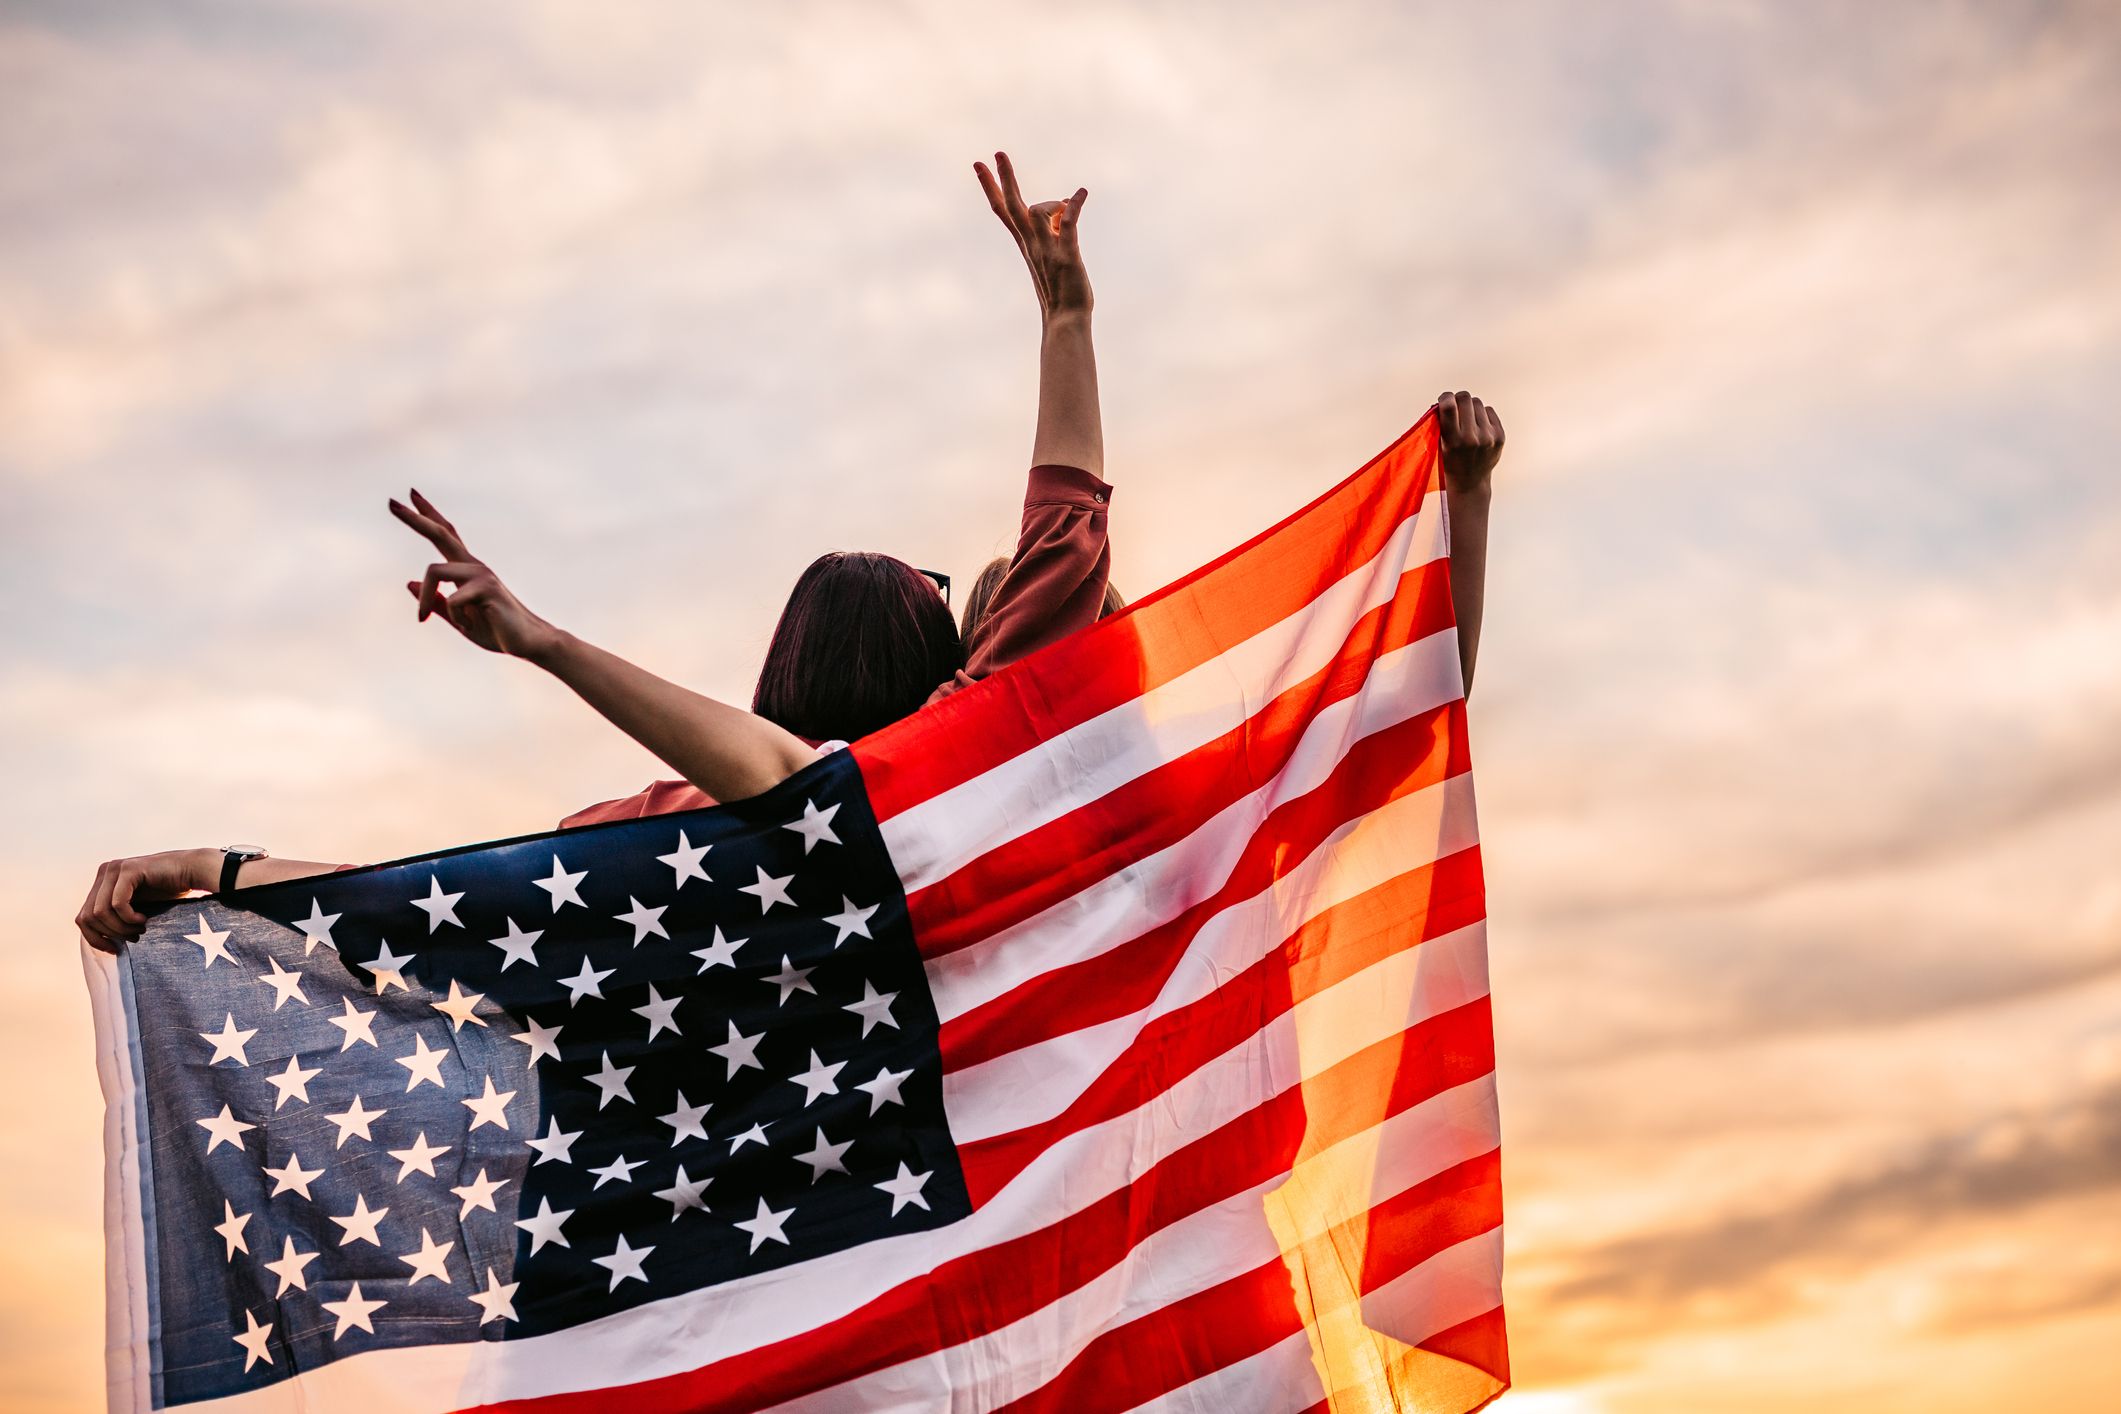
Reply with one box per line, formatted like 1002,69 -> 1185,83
614,896 -> 669,945
732,1197 -> 794,1253
632,984 -> 683,1041
843,980 -> 901,1037
324,1094 -> 386,1147
783,798 -> 841,854
387,1132 -> 449,1181
514,1196 -> 574,1254
593,1234 -> 655,1291
184,913 -> 233,968
321,1282 -> 387,1339
764,956 -> 816,1006
709,1020 -> 766,1078
395,1033 -> 450,1091
450,1169 -> 505,1217
265,1053 -> 322,1110
469,1267 -> 519,1324
430,979 -> 489,1031
657,830 -> 712,887
558,956 -> 615,1005
739,866 -> 797,913
263,1236 -> 317,1296
659,1092 -> 712,1146
589,1154 -> 643,1188
399,1228 -> 454,1286
294,898 -> 340,954
654,1165 -> 711,1219
231,1309 -> 274,1371
856,1064 -> 914,1114
822,895 -> 878,947
196,1105 -> 254,1153
214,1200 -> 251,1259
199,1013 -> 257,1066
583,1051 -> 635,1108
263,1151 -> 323,1199
410,875 -> 465,932
728,1122 -> 771,1154
255,955 -> 308,1009
511,1016 -> 564,1067
488,918 -> 544,971
525,1116 -> 582,1166
533,854 -> 587,911
329,1193 -> 390,1247
462,1076 -> 517,1132
876,1162 -> 934,1216
360,939 -> 416,994
326,997 -> 379,1050
787,1049 -> 846,1106
793,1128 -> 852,1182
690,926 -> 748,973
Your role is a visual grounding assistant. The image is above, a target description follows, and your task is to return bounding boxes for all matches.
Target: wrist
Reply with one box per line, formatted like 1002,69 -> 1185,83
523,625 -> 577,672
181,847 -> 224,893
1041,306 -> 1093,333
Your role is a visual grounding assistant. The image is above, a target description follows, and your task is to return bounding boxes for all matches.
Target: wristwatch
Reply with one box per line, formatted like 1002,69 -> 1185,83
218,845 -> 270,894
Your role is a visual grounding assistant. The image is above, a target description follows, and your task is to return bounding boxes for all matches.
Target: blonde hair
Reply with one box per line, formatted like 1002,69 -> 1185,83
959,555 -> 1126,647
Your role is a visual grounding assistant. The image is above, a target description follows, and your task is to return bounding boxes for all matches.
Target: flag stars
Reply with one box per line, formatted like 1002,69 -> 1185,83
823,896 -> 878,947
266,1054 -> 322,1110
462,1076 -> 517,1132
400,1229 -> 454,1286
232,1310 -> 274,1372
594,1234 -> 655,1291
729,1122 -> 772,1154
361,940 -> 416,994
469,1268 -> 519,1324
263,1236 -> 318,1296
856,1065 -> 914,1114
255,955 -> 308,1009
655,1165 -> 712,1219
411,875 -> 465,932
396,1034 -> 450,1091
690,926 -> 748,973
559,956 -> 615,1005
431,979 -> 489,1031
633,984 -> 683,1041
733,1197 -> 795,1253
794,1129 -> 853,1182
515,1197 -> 574,1255
264,1152 -> 324,1200
450,1169 -> 506,1217
740,866 -> 797,914
876,1163 -> 934,1216
214,1200 -> 251,1259
199,1013 -> 258,1067
589,1154 -> 644,1189
326,1094 -> 388,1147
615,896 -> 670,945
525,1117 -> 582,1166
294,898 -> 340,954
196,1105 -> 254,1154
657,830 -> 712,887
784,798 -> 842,853
584,1051 -> 635,1109
765,956 -> 816,1006
844,981 -> 901,1037
511,1016 -> 564,1067
788,1050 -> 846,1106
709,1020 -> 766,1078
328,997 -> 380,1050
488,918 -> 544,971
184,914 -> 233,968
387,1132 -> 450,1181
329,1193 -> 390,1247
321,1283 -> 387,1340
533,855 -> 587,911
659,1091 -> 712,1146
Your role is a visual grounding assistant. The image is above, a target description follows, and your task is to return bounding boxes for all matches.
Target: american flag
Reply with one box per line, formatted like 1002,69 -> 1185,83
86,412 -> 1505,1413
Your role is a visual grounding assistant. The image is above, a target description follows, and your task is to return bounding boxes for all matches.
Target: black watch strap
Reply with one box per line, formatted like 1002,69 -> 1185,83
218,847 -> 266,894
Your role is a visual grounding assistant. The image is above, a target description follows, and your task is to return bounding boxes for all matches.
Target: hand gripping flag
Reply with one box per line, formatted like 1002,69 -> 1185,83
86,412 -> 1506,1414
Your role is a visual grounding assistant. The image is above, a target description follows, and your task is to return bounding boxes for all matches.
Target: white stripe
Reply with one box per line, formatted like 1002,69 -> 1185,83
178,941 -> 1493,1413
84,942 -> 152,1414
880,491 -> 1450,890
927,625 -> 1468,1029
1122,1229 -> 1506,1414
768,1077 -> 1502,1414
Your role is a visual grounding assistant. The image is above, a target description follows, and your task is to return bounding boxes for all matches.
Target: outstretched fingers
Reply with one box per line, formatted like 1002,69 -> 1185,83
389,491 -> 475,562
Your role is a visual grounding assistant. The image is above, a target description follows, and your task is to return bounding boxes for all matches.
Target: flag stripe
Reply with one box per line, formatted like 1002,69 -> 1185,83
940,704 -> 1472,1074
852,416 -> 1442,826
905,558 -> 1459,959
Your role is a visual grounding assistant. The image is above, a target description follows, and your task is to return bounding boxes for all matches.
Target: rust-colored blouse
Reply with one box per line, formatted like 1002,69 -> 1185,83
558,463 -> 1112,830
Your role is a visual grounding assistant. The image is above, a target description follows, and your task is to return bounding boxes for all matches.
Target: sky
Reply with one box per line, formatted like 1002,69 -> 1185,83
2,1 -> 2117,1409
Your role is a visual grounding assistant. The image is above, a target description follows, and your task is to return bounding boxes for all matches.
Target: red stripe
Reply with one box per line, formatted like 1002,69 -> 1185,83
853,416 -> 1442,822
1415,1305 -> 1511,1386
941,702 -> 1471,1073
908,557 -> 1459,959
957,845 -> 1487,1204
991,1149 -> 1505,1414
475,1000 -> 1494,1414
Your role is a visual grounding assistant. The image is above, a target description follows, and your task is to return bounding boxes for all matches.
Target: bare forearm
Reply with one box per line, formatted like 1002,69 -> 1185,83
1033,309 -> 1104,478
1446,481 -> 1491,696
528,631 -> 814,802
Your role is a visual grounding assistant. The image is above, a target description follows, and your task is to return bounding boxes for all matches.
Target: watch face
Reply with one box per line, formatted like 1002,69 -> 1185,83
226,845 -> 268,860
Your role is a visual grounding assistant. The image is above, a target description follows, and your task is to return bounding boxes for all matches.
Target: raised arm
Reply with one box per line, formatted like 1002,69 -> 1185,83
391,492 -> 816,803
976,152 -> 1102,479
1436,390 -> 1505,696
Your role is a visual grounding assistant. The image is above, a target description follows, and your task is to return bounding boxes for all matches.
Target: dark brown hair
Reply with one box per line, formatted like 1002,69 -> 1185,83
753,552 -> 963,744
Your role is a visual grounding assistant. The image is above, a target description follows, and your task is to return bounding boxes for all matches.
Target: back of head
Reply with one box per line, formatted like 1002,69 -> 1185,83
754,552 -> 963,744
960,554 -> 1128,647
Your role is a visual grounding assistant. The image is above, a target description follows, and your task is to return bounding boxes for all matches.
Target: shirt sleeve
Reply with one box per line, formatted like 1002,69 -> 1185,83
963,463 -> 1113,679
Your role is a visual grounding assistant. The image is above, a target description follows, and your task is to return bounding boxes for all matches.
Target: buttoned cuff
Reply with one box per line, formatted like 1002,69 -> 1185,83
1026,464 -> 1112,508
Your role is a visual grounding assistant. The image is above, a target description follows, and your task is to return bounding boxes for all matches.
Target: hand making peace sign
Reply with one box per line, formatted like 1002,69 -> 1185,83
389,490 -> 562,662
975,150 -> 1092,319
